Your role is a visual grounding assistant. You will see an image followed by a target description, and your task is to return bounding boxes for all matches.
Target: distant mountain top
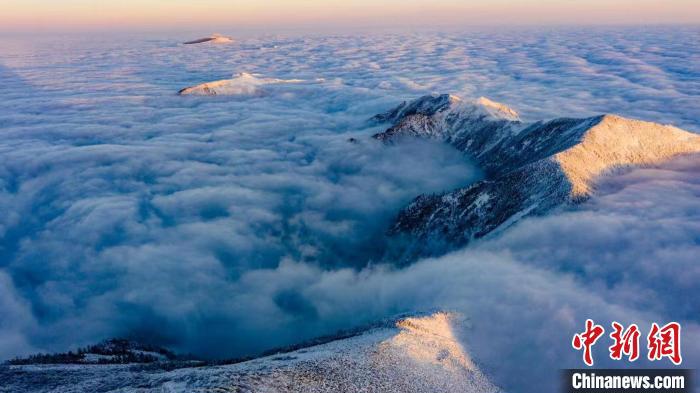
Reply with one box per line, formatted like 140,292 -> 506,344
374,94 -> 700,259
183,34 -> 233,45
372,94 -> 520,125
178,72 -> 323,96
6,338 -> 178,365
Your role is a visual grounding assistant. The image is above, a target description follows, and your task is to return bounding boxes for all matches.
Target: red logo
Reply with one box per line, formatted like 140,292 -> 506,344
647,322 -> 682,365
572,319 -> 605,366
572,320 -> 682,366
609,322 -> 640,362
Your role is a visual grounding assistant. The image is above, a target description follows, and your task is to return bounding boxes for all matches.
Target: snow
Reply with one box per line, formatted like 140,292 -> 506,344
178,72 -> 324,96
384,94 -> 700,258
131,350 -> 168,361
471,192 -> 490,208
79,350 -> 167,363
81,353 -> 113,363
555,114 -> 700,196
473,97 -> 521,122
1,313 -> 499,393
183,34 -> 233,45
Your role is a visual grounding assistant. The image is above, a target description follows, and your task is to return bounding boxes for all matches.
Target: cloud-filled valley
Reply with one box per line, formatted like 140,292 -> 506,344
0,26 -> 699,392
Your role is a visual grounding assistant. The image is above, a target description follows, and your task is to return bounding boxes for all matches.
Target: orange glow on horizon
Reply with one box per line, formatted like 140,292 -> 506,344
1,0 -> 699,31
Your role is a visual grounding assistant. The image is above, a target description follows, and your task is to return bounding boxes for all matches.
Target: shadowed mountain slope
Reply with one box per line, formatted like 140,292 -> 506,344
373,95 -> 700,258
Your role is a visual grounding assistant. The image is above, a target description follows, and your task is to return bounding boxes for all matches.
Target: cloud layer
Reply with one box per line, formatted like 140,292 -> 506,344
0,27 -> 699,392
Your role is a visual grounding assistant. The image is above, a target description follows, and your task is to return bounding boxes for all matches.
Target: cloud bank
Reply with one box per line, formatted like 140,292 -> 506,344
0,27 -> 699,392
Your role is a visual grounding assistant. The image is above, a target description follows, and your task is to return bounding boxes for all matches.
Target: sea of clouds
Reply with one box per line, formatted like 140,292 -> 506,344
0,26 -> 699,392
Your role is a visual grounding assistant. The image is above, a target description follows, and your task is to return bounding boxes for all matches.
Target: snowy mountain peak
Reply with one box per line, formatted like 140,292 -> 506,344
178,73 -> 321,96
376,95 -> 700,259
555,114 -> 700,196
234,72 -> 256,79
391,313 -> 478,373
183,34 -> 233,45
473,96 -> 520,121
372,95 -> 522,159
371,94 -> 458,124
372,94 -> 519,125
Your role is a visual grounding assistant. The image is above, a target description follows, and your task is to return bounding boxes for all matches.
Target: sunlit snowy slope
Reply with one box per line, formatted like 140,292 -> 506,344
0,313 -> 498,393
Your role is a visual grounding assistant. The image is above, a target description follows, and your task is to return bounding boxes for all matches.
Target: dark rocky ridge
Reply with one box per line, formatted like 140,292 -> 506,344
374,94 -> 700,260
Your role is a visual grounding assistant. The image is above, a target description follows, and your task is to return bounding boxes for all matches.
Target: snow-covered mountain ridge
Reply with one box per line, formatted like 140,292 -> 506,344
374,94 -> 700,258
178,72 -> 324,96
0,313 -> 498,393
182,34 -> 233,45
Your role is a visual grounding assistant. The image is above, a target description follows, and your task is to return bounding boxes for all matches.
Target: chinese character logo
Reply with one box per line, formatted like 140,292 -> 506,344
609,322 -> 640,362
572,320 -> 682,366
572,319 -> 605,366
647,322 -> 682,365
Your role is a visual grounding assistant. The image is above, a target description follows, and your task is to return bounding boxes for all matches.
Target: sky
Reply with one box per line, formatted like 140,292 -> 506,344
1,0 -> 699,32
